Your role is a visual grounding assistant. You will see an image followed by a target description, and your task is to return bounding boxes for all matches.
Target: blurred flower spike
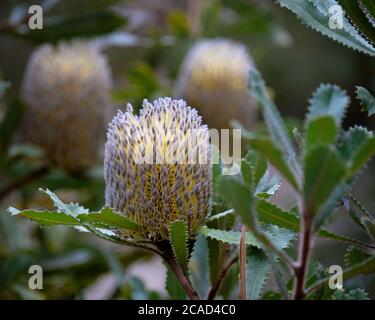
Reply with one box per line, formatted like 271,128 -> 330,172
175,38 -> 254,130
21,40 -> 112,173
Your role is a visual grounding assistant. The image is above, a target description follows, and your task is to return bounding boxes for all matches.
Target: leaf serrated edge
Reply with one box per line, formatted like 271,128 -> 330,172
276,0 -> 375,56
169,220 -> 189,274
306,83 -> 350,126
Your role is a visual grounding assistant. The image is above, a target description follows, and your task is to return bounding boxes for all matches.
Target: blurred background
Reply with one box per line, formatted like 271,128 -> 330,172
0,0 -> 374,299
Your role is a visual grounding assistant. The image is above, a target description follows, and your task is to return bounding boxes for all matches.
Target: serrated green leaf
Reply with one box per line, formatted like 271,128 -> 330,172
255,170 -> 281,199
343,255 -> 375,278
264,251 -> 290,300
241,150 -> 267,192
188,234 -> 211,299
345,246 -> 371,268
7,207 -> 80,226
346,202 -> 366,231
318,229 -> 375,250
8,190 -> 141,232
339,126 -> 373,161
39,188 -> 88,217
169,220 -> 189,274
305,260 -> 326,289
307,255 -> 375,294
361,0 -> 375,27
246,248 -> 271,300
249,69 -> 299,174
305,116 -> 338,151
83,224 -> 124,245
348,134 -> 375,175
307,84 -> 349,126
276,0 -> 375,56
338,0 -> 375,44
256,199 -> 300,232
198,226 -> 294,251
304,145 -> 347,214
199,226 -> 260,247
78,207 -> 140,231
247,136 -> 299,191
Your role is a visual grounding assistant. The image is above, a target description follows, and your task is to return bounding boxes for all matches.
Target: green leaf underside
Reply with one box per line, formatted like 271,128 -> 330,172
166,267 -> 186,300
246,249 -> 271,300
307,84 -> 349,126
83,224 -> 124,245
188,234 -> 211,298
276,0 -> 375,56
8,189 -> 140,232
169,220 -> 189,273
39,188 -> 88,217
198,226 -> 294,251
304,145 -> 347,214
356,87 -> 375,117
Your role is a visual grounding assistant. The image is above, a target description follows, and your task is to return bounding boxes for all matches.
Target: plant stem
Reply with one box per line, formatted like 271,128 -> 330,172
158,241 -> 199,300
207,255 -> 237,300
239,225 -> 247,299
0,165 -> 49,202
293,213 -> 313,300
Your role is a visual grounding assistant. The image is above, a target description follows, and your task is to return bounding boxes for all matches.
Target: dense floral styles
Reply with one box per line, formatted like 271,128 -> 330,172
104,98 -> 212,241
175,38 -> 253,130
21,41 -> 112,172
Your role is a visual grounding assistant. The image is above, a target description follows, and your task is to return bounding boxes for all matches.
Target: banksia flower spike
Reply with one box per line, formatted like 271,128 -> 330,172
104,97 -> 212,241
175,38 -> 254,130
21,41 -> 112,173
